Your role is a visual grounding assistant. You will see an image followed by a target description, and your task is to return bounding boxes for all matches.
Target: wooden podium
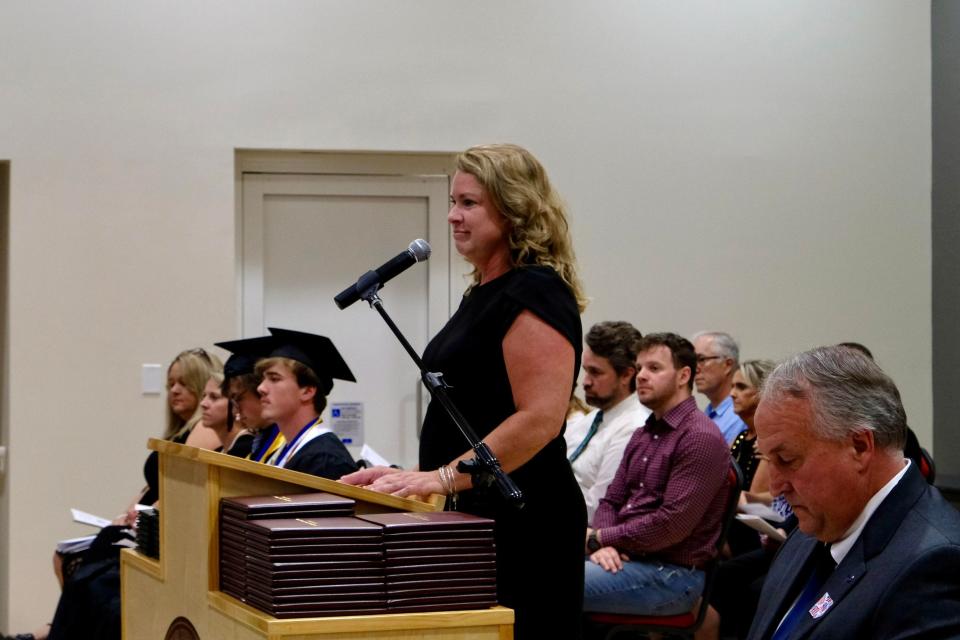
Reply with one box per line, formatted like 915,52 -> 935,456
120,439 -> 513,639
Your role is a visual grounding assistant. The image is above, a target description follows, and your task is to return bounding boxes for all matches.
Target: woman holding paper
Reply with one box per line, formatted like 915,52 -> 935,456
728,359 -> 776,497
699,360 -> 791,640
726,360 -> 776,559
139,347 -> 223,508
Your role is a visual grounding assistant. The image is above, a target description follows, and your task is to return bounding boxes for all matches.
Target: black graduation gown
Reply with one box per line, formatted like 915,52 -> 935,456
283,431 -> 358,479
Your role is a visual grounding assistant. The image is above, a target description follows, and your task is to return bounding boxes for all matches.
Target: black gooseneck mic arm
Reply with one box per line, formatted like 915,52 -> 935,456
337,242 -> 524,509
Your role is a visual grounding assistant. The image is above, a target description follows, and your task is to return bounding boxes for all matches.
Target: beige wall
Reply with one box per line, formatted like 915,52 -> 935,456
0,1 -> 931,632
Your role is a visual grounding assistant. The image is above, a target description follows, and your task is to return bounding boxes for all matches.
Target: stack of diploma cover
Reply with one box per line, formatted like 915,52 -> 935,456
219,492 -> 376,615
135,507 -> 160,559
234,517 -> 387,617
357,511 -> 498,613
219,495 -> 499,618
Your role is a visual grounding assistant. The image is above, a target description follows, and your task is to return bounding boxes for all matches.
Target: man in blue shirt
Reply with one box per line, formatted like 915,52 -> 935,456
692,331 -> 746,445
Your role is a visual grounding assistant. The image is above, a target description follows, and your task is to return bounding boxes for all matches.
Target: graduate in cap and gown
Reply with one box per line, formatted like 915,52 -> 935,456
220,328 -> 358,479
216,336 -> 283,462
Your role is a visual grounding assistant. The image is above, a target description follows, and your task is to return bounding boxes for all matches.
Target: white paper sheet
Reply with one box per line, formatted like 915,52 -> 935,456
736,514 -> 787,542
738,501 -> 785,523
56,534 -> 96,554
71,508 -> 111,528
360,443 -> 393,468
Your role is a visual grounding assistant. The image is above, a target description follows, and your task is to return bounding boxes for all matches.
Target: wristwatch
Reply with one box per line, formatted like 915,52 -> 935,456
586,529 -> 602,553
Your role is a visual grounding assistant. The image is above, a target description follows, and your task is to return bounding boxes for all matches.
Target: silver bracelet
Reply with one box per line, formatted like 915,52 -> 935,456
435,466 -> 446,494
437,464 -> 452,494
437,464 -> 458,506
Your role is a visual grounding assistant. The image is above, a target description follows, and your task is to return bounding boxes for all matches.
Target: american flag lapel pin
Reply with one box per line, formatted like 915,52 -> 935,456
809,592 -> 834,619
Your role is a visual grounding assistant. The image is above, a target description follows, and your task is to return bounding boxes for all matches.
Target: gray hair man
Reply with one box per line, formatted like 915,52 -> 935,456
692,330 -> 746,444
747,346 -> 960,640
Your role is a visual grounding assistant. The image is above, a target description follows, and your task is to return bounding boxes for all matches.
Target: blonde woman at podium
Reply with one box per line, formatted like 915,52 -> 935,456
342,144 -> 588,639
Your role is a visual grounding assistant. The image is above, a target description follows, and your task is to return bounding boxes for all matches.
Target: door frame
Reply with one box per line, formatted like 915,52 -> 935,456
234,149 -> 461,336
239,172 -> 452,338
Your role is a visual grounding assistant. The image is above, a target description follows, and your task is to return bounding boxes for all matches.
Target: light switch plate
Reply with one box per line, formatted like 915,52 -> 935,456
142,364 -> 163,395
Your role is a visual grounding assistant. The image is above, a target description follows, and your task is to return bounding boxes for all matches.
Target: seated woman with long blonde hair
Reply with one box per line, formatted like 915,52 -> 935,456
45,348 -> 223,640
138,348 -> 223,508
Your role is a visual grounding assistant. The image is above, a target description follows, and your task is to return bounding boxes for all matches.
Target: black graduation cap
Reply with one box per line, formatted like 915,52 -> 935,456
215,335 -> 277,380
266,327 -> 356,395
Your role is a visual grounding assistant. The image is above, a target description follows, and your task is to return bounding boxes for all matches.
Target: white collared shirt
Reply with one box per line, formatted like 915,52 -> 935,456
564,394 -> 651,524
830,459 -> 911,565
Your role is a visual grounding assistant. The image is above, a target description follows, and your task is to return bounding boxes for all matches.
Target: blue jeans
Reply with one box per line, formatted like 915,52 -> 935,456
583,559 -> 705,615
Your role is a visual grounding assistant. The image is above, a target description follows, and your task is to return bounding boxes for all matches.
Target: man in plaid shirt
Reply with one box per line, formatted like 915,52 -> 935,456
583,332 -> 730,616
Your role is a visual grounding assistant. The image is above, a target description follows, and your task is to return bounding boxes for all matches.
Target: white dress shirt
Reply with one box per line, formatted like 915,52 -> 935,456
565,393 -> 651,524
830,459 -> 911,565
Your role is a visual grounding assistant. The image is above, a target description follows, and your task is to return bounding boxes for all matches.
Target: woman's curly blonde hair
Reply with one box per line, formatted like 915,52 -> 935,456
456,143 -> 587,312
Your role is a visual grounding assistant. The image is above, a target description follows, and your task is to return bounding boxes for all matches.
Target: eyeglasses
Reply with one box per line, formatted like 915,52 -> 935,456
696,355 -> 723,365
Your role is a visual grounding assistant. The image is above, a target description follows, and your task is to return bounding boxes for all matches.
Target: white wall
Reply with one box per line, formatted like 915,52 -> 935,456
0,0 -> 931,632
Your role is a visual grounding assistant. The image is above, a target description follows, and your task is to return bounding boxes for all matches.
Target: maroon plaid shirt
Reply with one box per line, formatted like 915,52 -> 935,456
594,395 -> 730,568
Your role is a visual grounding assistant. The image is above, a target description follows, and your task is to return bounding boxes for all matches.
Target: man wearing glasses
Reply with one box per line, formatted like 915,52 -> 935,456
692,331 -> 746,445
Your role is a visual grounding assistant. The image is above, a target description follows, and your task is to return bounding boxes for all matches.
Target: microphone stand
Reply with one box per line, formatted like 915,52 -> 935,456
356,280 -> 524,509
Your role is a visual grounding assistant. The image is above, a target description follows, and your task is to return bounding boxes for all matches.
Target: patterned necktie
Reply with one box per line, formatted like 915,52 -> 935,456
771,542 -> 835,640
569,410 -> 603,463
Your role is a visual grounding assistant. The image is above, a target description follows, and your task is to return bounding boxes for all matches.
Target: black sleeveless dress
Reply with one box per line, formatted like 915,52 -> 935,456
419,266 -> 586,639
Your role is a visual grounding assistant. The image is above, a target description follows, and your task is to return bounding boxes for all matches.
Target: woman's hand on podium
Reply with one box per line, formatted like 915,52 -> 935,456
341,465 -> 443,499
366,470 -> 444,499
340,465 -> 402,487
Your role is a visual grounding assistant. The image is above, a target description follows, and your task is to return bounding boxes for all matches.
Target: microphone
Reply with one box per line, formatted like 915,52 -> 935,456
334,239 -> 432,309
